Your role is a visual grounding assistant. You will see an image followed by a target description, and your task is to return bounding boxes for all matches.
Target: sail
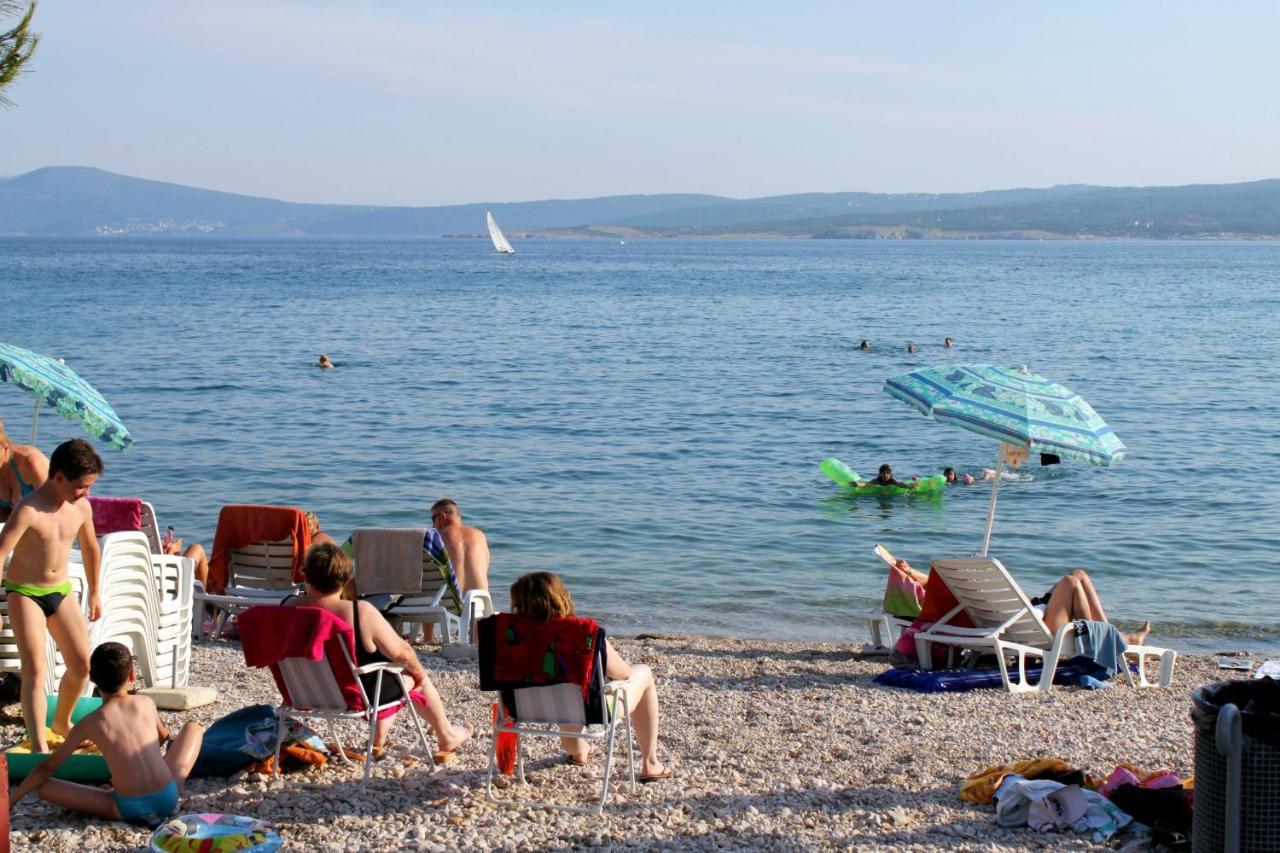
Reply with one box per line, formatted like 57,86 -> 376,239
486,210 -> 515,254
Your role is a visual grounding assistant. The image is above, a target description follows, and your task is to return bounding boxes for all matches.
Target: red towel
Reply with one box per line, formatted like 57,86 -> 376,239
489,613 -> 600,698
207,504 -> 312,594
240,605 -> 423,719
893,567 -> 976,661
87,495 -> 143,537
240,605 -> 363,711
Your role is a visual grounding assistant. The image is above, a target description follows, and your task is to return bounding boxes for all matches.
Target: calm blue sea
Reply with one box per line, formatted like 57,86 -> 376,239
3,238 -> 1278,654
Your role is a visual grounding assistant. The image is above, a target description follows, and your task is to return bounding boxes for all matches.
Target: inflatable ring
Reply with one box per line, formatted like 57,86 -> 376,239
820,458 -> 946,495
150,814 -> 282,853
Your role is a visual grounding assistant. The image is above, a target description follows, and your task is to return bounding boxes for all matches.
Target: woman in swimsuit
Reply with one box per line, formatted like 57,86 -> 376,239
0,420 -> 49,523
284,543 -> 471,759
1033,569 -> 1152,646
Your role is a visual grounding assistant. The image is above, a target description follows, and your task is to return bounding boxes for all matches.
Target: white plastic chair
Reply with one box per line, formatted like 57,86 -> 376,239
194,538 -> 301,640
915,556 -> 1176,693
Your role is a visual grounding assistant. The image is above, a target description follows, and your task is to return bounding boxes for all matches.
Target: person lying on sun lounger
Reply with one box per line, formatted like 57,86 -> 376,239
1031,569 -> 1152,646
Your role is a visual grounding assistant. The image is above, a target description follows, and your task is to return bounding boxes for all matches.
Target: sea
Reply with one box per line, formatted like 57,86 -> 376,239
3,237 -> 1278,655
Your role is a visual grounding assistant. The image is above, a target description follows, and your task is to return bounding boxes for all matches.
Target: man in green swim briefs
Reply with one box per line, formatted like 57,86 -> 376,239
0,439 -> 104,753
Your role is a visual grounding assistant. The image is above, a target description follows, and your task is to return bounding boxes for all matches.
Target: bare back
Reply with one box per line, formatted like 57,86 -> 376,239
440,524 -> 489,594
0,491 -> 92,587
68,695 -> 172,796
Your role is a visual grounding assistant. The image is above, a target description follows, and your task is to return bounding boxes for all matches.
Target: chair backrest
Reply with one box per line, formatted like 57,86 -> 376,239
240,605 -> 365,712
139,502 -> 163,554
929,557 -> 1053,649
478,613 -> 607,725
229,539 -> 298,589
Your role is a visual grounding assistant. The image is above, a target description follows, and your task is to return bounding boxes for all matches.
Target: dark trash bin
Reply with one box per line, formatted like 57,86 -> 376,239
1190,677 -> 1280,853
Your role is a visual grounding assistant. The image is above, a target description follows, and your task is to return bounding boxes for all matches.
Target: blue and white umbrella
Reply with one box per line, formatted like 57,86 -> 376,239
0,342 -> 133,450
884,363 -> 1123,554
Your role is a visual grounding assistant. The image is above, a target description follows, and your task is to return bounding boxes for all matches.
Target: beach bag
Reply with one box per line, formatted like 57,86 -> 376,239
191,704 -> 279,777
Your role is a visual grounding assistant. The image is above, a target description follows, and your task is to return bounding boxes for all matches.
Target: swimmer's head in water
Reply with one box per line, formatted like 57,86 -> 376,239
943,467 -> 956,483
318,353 -> 334,368
944,337 -> 954,348
878,464 -> 892,480
859,340 -> 870,350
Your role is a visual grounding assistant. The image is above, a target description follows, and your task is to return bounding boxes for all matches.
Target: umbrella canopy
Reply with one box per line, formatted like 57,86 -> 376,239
883,363 -> 1123,554
0,342 -> 133,450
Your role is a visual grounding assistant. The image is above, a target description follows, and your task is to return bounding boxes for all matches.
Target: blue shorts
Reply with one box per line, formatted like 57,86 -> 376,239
112,778 -> 179,826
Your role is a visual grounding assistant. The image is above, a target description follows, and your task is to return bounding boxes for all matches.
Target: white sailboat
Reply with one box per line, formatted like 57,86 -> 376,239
486,210 -> 515,254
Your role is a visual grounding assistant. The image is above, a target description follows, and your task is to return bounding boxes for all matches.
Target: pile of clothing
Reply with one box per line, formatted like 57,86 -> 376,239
961,757 -> 1193,845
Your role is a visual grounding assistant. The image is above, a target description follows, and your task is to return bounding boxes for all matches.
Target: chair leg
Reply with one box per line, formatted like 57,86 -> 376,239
362,714 -> 377,787
330,721 -> 353,765
401,680 -> 436,773
272,712 -> 288,781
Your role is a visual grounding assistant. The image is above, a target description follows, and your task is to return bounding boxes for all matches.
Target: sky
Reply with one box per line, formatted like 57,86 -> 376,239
2,1 -> 1277,206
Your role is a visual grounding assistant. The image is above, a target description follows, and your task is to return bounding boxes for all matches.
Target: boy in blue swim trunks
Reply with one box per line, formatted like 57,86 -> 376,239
10,642 -> 204,825
0,438 -> 104,753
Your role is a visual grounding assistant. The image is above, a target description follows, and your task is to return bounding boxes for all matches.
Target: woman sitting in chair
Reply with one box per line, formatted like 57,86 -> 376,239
286,543 -> 472,759
510,572 -> 671,782
1034,569 -> 1152,646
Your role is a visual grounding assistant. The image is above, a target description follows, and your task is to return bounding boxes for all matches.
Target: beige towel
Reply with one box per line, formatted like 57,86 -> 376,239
351,528 -> 426,595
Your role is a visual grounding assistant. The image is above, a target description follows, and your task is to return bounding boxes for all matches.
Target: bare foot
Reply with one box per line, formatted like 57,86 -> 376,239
436,723 -> 473,754
1125,620 -> 1152,646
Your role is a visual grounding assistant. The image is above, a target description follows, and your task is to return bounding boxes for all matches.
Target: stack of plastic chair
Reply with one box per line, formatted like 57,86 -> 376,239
151,550 -> 194,688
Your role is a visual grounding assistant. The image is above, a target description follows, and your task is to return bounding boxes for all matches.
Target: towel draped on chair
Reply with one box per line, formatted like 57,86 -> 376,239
351,527 -> 429,595
208,505 -> 312,594
87,495 -> 143,538
478,614 -> 607,722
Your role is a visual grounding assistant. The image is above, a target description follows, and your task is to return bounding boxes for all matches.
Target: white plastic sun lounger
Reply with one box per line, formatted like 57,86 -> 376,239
914,556 -> 1176,693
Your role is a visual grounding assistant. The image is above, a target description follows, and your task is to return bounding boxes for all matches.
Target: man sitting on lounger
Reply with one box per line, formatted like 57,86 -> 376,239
430,498 -> 489,594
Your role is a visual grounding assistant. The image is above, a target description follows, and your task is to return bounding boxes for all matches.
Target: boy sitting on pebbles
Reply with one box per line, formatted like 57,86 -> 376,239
9,641 -> 204,825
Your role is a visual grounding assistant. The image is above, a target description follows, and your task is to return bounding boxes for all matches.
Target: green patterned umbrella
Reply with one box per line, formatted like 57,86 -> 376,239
883,363 -> 1123,554
0,342 -> 133,450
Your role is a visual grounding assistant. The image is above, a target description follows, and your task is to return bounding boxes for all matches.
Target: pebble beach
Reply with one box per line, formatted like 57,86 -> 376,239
4,635 -> 1228,851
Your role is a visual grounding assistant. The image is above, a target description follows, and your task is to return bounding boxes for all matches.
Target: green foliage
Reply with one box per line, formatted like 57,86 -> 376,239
0,0 -> 40,108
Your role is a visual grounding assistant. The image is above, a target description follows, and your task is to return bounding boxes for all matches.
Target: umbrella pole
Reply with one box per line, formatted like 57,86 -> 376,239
979,453 -> 1005,557
31,396 -> 39,445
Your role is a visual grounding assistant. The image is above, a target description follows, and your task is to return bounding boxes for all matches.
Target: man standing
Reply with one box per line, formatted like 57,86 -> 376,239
430,498 -> 489,595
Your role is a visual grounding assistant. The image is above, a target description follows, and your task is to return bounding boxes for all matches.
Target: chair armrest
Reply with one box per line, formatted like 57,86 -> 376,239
354,661 -> 406,675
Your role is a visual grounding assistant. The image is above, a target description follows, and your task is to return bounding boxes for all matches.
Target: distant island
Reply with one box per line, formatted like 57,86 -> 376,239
2,166 -> 1279,240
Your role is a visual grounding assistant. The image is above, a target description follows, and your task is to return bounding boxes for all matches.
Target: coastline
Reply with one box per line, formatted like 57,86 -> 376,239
4,633 -> 1233,851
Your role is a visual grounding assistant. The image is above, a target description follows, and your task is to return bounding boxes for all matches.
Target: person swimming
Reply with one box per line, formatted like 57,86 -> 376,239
857,464 -> 915,489
859,340 -> 872,351
944,337 -> 954,349
907,342 -> 918,353
943,467 -> 957,484
317,354 -> 334,369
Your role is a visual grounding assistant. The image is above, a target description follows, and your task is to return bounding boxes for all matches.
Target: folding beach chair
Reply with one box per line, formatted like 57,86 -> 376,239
478,613 -> 636,815
239,605 -> 436,788
914,556 -> 1177,693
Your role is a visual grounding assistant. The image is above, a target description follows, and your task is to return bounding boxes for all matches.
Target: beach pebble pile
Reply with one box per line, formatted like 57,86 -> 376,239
3,635 -> 1228,850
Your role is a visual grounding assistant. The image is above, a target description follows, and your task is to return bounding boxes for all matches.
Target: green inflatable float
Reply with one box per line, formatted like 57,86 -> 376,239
820,457 -> 946,495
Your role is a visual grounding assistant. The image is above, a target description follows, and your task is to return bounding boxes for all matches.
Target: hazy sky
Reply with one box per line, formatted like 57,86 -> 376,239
2,2 -> 1277,206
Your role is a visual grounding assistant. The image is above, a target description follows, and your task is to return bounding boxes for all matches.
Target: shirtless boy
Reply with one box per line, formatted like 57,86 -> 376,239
0,438 -> 104,752
430,498 -> 489,594
10,641 -> 204,825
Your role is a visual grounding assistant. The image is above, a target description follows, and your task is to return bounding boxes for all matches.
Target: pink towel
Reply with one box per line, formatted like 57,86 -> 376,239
88,495 -> 143,537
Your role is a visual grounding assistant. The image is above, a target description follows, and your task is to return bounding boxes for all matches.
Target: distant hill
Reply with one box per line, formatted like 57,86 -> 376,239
1,166 -> 1277,239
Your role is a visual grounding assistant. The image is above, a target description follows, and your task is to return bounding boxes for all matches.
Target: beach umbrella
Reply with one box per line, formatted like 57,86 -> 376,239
0,342 -> 133,450
883,363 -> 1123,555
